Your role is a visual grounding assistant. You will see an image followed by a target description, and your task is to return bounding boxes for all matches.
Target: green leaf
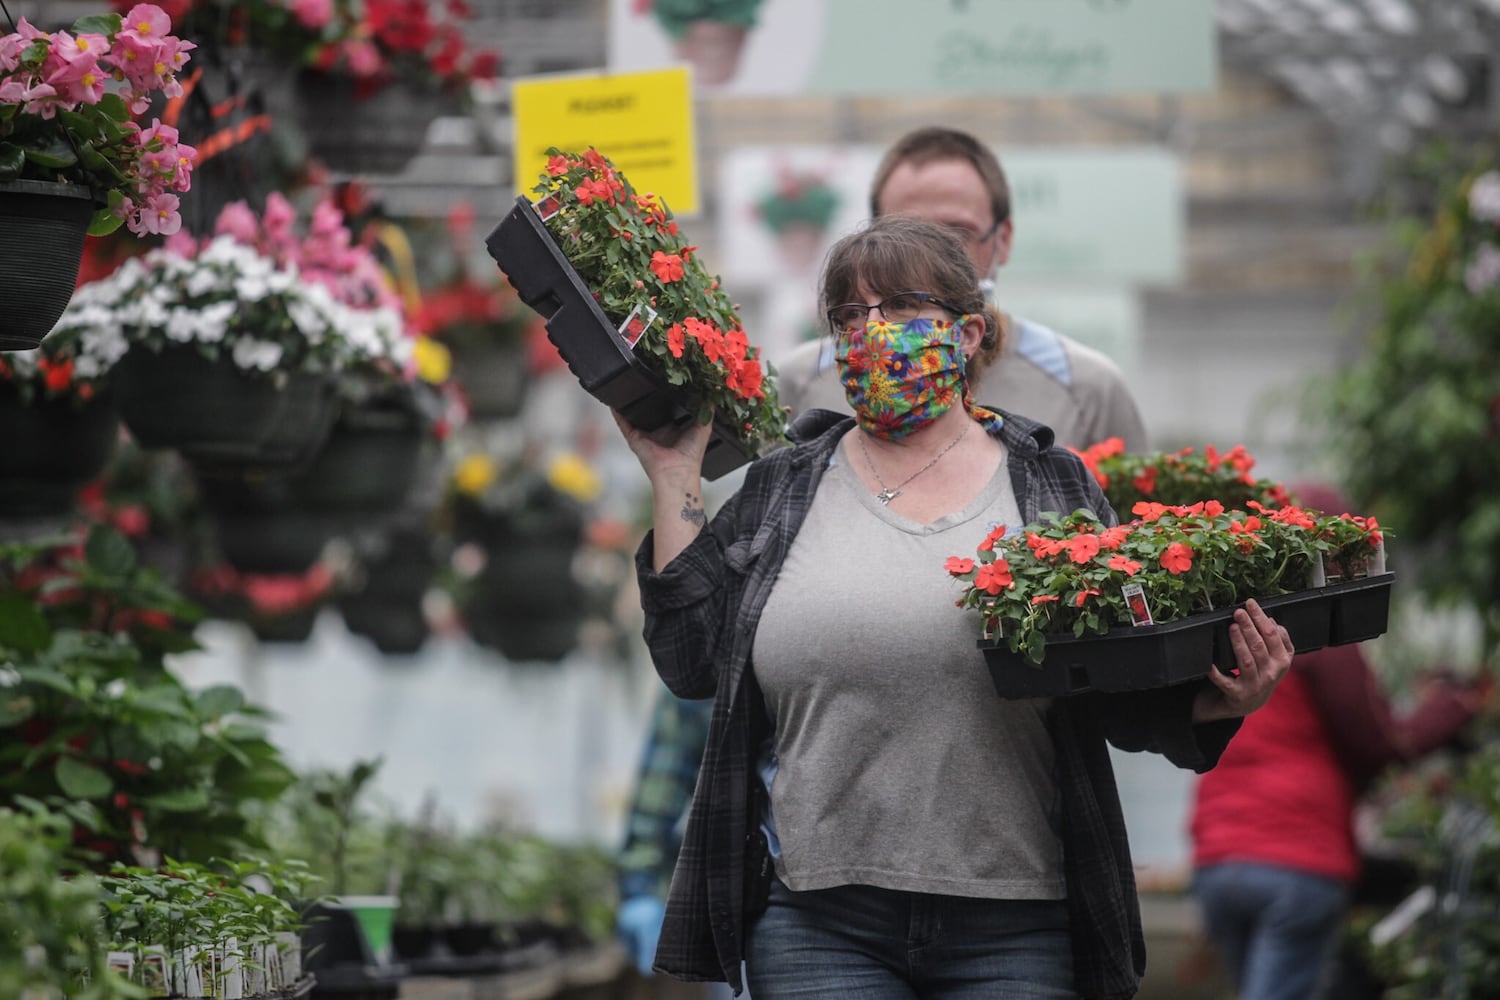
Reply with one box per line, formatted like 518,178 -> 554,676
194,685 -> 244,720
22,138 -> 79,169
89,206 -> 124,236
0,591 -> 51,654
0,693 -> 35,727
55,756 -> 113,799
143,787 -> 211,812
15,666 -> 76,697
71,14 -> 122,36
85,525 -> 137,578
0,142 -> 24,179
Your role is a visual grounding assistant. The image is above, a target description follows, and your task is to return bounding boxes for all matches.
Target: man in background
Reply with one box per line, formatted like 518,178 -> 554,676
774,125 -> 1146,451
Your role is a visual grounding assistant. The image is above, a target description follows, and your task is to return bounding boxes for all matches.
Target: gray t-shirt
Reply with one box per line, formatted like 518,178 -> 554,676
752,440 -> 1065,899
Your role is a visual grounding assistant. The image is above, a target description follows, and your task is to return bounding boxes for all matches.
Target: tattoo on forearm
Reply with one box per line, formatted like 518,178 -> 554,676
680,492 -> 707,527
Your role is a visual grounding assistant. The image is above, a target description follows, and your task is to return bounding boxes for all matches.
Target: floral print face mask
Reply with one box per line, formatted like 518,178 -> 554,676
835,316 -> 972,440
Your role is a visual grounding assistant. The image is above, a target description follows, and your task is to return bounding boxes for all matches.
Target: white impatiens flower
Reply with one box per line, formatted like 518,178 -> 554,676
186,266 -> 225,298
1464,242 -> 1500,295
164,307 -> 202,343
232,337 -> 285,372
196,301 -> 238,341
1469,171 -> 1500,224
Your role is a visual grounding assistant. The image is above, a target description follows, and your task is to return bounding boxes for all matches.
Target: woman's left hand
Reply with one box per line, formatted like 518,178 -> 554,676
1194,599 -> 1296,722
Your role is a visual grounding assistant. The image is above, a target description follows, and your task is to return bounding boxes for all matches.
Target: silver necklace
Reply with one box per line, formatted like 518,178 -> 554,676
856,423 -> 969,505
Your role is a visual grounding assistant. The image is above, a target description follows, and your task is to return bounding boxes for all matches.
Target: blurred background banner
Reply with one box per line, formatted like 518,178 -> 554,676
511,66 -> 700,214
608,0 -> 1216,95
718,144 -> 1183,286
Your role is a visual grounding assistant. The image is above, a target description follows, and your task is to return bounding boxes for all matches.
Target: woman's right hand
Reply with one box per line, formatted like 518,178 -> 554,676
613,410 -> 713,484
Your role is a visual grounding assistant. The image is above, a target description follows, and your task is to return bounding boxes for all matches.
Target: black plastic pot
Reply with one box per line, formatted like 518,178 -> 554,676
390,924 -> 436,961
0,384 -> 119,516
294,71 -> 453,175
114,345 -> 337,470
0,179 -> 97,351
442,922 -> 497,957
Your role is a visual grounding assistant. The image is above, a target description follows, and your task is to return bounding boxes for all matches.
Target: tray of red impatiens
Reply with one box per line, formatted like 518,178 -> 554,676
949,497 -> 1390,700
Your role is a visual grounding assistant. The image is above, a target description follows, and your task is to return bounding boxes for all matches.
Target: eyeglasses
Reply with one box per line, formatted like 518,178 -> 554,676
825,291 -> 962,334
941,218 -> 1003,247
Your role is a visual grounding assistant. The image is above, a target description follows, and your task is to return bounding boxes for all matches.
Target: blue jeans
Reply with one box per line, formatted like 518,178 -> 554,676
744,878 -> 1075,999
1192,863 -> 1350,1000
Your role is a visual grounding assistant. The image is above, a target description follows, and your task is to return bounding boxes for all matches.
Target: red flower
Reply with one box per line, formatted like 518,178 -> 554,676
666,323 -> 686,359
546,154 -> 570,176
1074,588 -> 1101,607
1066,534 -> 1101,564
977,524 -> 1008,552
1097,525 -> 1129,551
945,556 -> 975,575
650,251 -> 685,283
1161,542 -> 1194,575
1107,555 -> 1140,575
39,358 -> 74,392
725,356 -> 764,400
1131,466 -> 1157,495
974,560 -> 1014,594
1031,594 -> 1059,605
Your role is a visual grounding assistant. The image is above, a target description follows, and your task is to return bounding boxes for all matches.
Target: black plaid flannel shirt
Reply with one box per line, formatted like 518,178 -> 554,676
633,408 -> 1242,999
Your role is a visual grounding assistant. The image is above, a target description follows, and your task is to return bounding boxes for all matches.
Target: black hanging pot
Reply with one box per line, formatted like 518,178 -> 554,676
0,180 -> 99,351
0,383 -> 119,517
113,343 -> 337,470
293,71 -> 456,175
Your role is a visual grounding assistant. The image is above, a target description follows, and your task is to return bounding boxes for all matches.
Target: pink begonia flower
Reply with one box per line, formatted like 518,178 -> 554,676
290,0 -> 335,30
104,33 -> 164,91
0,79 -> 61,117
140,192 -> 182,236
120,4 -> 172,41
137,118 -> 180,148
49,30 -> 109,65
262,192 -> 298,248
0,26 -> 34,73
309,198 -> 347,237
215,201 -> 261,245
341,39 -> 383,78
171,140 -> 198,190
45,53 -> 108,106
162,230 -> 198,256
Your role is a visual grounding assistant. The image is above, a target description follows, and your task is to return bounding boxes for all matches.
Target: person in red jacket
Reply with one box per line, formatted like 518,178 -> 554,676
1188,485 -> 1485,1000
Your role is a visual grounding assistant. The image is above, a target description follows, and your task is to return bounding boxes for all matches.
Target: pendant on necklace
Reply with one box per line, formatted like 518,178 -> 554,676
876,488 -> 901,505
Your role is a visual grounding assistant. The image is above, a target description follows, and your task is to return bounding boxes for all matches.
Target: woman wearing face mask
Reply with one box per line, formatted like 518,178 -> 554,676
613,216 -> 1295,1000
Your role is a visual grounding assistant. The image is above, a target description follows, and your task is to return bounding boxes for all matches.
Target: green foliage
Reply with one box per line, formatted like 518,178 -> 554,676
1315,150 -> 1500,662
1072,438 -> 1292,514
389,820 -> 618,944
1364,736 -> 1500,997
252,759 -> 392,897
0,807 -> 143,999
0,525 -> 297,868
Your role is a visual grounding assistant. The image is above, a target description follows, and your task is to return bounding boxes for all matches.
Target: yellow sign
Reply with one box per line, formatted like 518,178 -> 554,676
511,66 -> 699,217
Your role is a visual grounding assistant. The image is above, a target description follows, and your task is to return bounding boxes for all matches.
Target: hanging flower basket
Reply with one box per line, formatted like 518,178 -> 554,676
0,180 -> 99,352
293,71 -> 454,175
113,344 -> 338,471
0,382 -> 119,517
